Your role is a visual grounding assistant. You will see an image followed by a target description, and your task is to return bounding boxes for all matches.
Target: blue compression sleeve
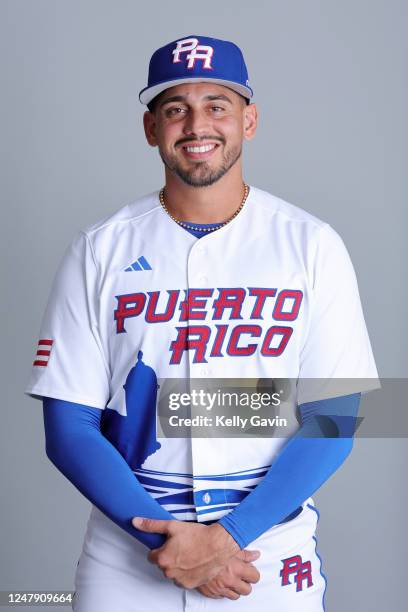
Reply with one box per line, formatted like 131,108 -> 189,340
42,397 -> 172,550
218,393 -> 361,548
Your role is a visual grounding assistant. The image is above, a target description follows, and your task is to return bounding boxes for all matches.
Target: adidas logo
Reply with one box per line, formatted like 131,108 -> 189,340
125,256 -> 152,272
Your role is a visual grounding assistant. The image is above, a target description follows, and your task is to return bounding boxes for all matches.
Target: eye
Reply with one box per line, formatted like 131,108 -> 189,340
210,106 -> 224,112
165,107 -> 187,117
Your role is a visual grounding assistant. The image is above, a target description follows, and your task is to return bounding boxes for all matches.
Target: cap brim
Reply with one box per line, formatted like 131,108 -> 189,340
139,77 -> 253,105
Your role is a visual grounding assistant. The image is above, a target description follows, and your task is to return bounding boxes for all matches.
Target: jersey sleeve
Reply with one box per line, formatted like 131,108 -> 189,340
296,223 -> 380,405
25,231 -> 110,409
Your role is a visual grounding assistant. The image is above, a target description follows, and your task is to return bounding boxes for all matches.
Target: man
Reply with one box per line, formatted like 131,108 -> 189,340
25,36 -> 380,611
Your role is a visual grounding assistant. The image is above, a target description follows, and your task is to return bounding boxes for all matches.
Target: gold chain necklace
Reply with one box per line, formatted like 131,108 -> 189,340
159,184 -> 250,233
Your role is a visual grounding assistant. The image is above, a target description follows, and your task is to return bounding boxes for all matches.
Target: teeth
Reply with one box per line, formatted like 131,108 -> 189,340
185,144 -> 216,153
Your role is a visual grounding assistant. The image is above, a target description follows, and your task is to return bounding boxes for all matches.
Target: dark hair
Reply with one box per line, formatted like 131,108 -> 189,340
146,91 -> 250,114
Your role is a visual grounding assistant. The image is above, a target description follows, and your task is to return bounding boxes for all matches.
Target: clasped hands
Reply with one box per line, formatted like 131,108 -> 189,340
132,517 -> 261,600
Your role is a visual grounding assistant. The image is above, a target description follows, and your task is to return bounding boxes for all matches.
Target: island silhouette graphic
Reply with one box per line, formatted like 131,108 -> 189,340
100,351 -> 161,470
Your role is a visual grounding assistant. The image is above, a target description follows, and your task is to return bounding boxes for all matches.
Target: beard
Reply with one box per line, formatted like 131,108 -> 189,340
158,142 -> 242,187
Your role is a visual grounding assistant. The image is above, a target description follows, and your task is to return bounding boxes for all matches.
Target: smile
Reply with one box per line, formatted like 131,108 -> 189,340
184,144 -> 216,153
181,143 -> 220,159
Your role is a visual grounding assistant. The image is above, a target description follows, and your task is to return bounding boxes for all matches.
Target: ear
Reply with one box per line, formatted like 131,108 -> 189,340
143,110 -> 158,147
243,103 -> 258,141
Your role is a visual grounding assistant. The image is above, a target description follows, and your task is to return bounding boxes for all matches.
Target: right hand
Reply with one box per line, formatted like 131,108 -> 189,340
196,549 -> 261,600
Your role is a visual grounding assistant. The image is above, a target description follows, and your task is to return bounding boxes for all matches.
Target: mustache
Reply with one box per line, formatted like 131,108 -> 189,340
176,136 -> 225,147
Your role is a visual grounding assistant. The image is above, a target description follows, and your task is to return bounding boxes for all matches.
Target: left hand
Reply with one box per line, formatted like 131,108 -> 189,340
197,551 -> 261,600
132,517 -> 257,589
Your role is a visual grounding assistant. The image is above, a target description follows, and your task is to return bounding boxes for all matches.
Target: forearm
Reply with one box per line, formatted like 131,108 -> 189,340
219,432 -> 352,549
43,397 -> 172,549
218,393 -> 360,549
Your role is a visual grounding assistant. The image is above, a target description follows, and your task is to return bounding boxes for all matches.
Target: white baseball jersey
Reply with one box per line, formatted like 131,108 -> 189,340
25,185 -> 379,525
26,185 -> 380,611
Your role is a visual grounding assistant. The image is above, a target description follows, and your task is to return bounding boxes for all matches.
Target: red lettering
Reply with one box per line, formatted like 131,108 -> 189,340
210,324 -> 228,357
273,290 -> 303,321
179,289 -> 213,321
249,288 -> 277,318
114,293 -> 146,333
213,288 -> 245,320
169,326 -> 211,364
261,326 -> 293,356
227,325 -> 262,356
145,290 -> 179,323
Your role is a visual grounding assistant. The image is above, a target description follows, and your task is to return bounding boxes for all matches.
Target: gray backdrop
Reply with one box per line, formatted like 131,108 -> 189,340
1,0 -> 407,610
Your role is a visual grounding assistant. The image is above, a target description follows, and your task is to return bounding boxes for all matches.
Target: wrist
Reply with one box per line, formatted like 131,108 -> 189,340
208,523 -> 240,562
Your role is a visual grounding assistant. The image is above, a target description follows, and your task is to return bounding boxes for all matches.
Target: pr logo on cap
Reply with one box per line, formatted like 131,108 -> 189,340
172,37 -> 214,70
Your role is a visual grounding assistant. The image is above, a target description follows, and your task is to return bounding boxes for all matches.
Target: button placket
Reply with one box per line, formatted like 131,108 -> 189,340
187,241 -> 214,520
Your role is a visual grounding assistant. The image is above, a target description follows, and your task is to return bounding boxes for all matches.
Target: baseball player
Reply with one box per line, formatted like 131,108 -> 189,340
25,35 -> 380,611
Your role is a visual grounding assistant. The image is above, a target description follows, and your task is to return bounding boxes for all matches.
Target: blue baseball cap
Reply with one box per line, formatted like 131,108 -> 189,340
139,35 -> 253,105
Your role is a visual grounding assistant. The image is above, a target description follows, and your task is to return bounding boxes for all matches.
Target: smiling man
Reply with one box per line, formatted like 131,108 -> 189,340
144,83 -> 254,191
25,35 -> 380,611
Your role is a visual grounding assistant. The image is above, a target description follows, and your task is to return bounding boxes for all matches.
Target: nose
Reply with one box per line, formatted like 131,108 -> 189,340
182,107 -> 211,138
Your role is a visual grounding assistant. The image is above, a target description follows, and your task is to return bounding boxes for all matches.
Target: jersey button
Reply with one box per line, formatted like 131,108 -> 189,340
202,492 -> 212,505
